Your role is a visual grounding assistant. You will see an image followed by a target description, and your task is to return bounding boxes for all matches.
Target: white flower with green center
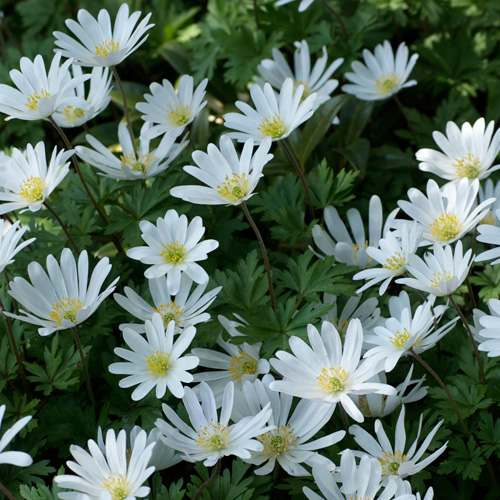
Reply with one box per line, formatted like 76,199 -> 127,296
127,209 -> 218,295
269,320 -> 397,423
342,40 -> 418,101
350,406 -> 447,486
53,4 -> 153,67
0,142 -> 72,216
109,313 -> 199,400
224,77 -> 317,143
156,381 -> 273,466
6,248 -> 118,336
136,75 -> 208,140
0,219 -> 35,273
0,404 -> 33,468
416,118 -> 500,182
397,178 -> 494,245
55,428 -> 155,499
171,136 -> 273,206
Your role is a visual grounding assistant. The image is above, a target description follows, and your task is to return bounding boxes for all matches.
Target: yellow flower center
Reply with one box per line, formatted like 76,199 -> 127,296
453,153 -> 481,178
120,151 -> 156,175
196,422 -> 230,450
429,212 -> 462,242
383,252 -> 406,273
25,89 -> 51,111
153,301 -> 185,327
258,113 -> 287,139
167,104 -> 192,127
375,72 -> 400,95
378,450 -> 407,476
317,366 -> 349,394
429,270 -> 452,289
390,328 -> 411,348
293,80 -> 312,101
480,211 -> 496,226
258,425 -> 298,457
216,173 -> 249,203
160,241 -> 186,264
102,472 -> 130,500
146,350 -> 171,377
49,297 -> 83,324
62,105 -> 86,121
228,352 -> 258,381
94,40 -> 120,59
332,317 -> 350,340
19,176 -> 46,202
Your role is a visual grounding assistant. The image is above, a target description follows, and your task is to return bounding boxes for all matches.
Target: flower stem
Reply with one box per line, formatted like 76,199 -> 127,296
44,201 -> 80,255
241,201 -> 277,314
193,459 -> 221,500
321,0 -> 348,41
339,402 -> 350,432
414,289 -> 439,331
71,326 -> 96,408
449,295 -> 487,385
393,95 -> 419,148
253,0 -> 260,29
0,482 -> 16,500
111,65 -> 136,147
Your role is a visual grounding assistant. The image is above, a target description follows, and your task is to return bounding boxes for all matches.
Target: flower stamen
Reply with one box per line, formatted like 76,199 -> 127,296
19,176 -> 46,202
453,153 -> 481,179
258,113 -> 286,139
160,241 -> 186,264
146,351 -> 171,377
317,366 -> 349,393
153,301 -> 184,327
26,89 -> 51,111
378,450 -> 407,476
196,422 -> 230,450
228,352 -> 258,381
49,297 -> 84,324
167,104 -> 192,127
375,72 -> 400,95
217,173 -> 249,203
258,425 -> 298,457
95,40 -> 120,59
429,212 -> 462,242
102,472 -> 130,500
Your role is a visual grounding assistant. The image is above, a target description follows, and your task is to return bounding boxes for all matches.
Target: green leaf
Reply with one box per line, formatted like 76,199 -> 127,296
334,138 -> 371,174
477,412 -> 500,459
438,436 -> 485,480
470,265 -> 500,301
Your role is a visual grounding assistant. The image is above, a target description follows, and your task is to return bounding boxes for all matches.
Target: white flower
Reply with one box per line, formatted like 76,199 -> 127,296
170,136 -> 273,205
224,78 -> 317,143
126,209 -> 219,295
7,248 -> 118,336
156,381 -> 273,466
342,41 -> 418,101
354,223 -> 422,295
0,404 -> 33,467
257,40 -> 343,112
76,122 -> 188,180
0,142 -> 72,215
275,0 -> 316,11
136,75 -> 208,140
0,52 -> 89,120
0,219 -> 35,273
55,428 -> 155,499
269,320 -> 397,423
114,273 -> 221,334
109,313 -> 199,400
416,118 -> 500,182
477,298 -> 500,357
397,178 -> 494,245
53,4 -> 154,67
312,195 -> 399,269
232,374 -> 345,476
350,405 -> 447,485
476,209 -> 500,264
397,240 -> 472,297
478,179 -> 500,226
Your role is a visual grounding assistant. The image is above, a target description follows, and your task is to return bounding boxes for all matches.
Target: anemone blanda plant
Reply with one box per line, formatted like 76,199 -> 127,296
0,219 -> 35,273
0,404 -> 33,468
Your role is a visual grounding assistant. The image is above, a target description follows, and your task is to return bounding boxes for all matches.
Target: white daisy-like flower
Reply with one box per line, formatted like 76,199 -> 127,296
156,381 -> 273,466
136,75 -> 208,140
397,240 -> 472,297
416,118 -> 500,182
0,219 -> 35,273
114,273 -> 221,334
363,291 -> 458,372
53,4 -> 154,67
55,428 -> 155,499
275,0 -> 316,11
354,222 -> 422,295
0,404 -> 33,467
478,179 -> 500,226
109,313 -> 199,400
342,41 -> 418,101
6,248 -> 118,336
170,136 -> 273,206
0,52 -> 89,121
232,374 -> 345,476
269,320 -> 397,423
476,209 -> 500,264
477,298 -> 500,357
350,405 -> 447,485
0,142 -> 73,215
224,78 -> 317,143
257,40 -> 344,112
127,209 -> 219,295
312,195 -> 399,269
76,121 -> 188,180
397,178 -> 494,245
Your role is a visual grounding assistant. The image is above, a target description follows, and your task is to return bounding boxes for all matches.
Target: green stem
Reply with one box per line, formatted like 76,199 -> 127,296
44,201 -> 80,255
193,459 -> 221,500
71,326 -> 96,408
321,0 -> 348,41
253,0 -> 260,29
0,482 -> 16,500
111,65 -> 135,147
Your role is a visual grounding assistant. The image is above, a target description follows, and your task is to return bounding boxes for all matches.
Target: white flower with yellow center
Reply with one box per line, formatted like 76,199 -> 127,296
156,381 -> 273,466
55,428 -> 155,499
53,4 -> 154,67
6,248 -> 118,336
0,404 -> 33,468
397,178 -> 494,245
109,313 -> 199,401
397,240 -> 472,297
342,41 -> 418,101
0,219 -> 35,273
224,77 -> 317,143
171,136 -> 273,206
416,118 -> 500,182
350,406 -> 447,486
269,320 -> 397,423
127,209 -> 219,295
136,75 -> 208,140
